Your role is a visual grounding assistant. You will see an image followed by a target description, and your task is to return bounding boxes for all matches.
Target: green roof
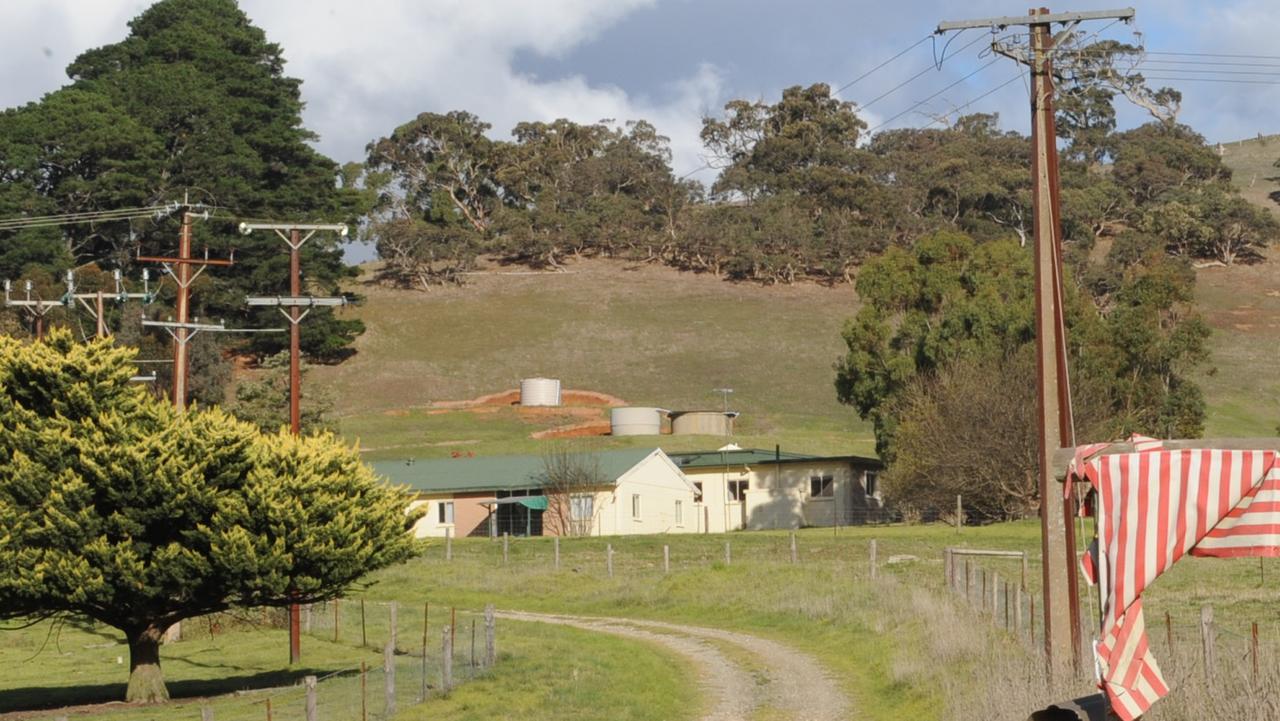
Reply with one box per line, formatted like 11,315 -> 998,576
666,448 -> 882,470
372,448 -> 660,494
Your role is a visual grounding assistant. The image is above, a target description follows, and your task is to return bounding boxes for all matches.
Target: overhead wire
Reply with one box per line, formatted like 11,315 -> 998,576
857,30 -> 990,111
833,35 -> 932,96
868,57 -> 1002,132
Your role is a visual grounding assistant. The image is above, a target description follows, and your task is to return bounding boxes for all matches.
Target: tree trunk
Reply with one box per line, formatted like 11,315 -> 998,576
126,625 -> 169,703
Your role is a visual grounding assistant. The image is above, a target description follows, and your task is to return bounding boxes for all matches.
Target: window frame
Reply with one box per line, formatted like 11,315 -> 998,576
675,499 -> 683,526
809,475 -> 835,498
437,500 -> 455,525
727,479 -> 749,502
631,493 -> 642,519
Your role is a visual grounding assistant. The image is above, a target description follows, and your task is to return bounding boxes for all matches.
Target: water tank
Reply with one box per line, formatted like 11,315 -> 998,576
520,378 -> 561,407
610,407 -> 664,436
670,411 -> 737,436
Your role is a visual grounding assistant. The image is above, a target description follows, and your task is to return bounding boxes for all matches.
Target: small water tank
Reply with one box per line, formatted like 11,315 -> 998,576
520,378 -> 561,407
670,411 -> 737,436
610,407 -> 664,436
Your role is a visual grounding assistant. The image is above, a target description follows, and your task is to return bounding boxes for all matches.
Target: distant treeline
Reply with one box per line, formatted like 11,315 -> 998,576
363,81 -> 1276,288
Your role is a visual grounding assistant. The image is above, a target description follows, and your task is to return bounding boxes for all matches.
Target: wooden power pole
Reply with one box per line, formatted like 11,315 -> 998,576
935,6 -> 1135,672
239,221 -> 349,665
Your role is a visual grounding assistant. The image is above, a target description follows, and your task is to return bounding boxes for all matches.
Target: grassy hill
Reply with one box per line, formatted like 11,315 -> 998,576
311,258 -> 875,460
312,136 -> 1280,461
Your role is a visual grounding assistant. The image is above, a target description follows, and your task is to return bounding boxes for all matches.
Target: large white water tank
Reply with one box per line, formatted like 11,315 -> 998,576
670,411 -> 737,436
610,407 -> 664,436
520,378 -> 561,407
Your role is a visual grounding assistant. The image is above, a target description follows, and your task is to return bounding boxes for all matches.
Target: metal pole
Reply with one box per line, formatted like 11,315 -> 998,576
173,211 -> 193,412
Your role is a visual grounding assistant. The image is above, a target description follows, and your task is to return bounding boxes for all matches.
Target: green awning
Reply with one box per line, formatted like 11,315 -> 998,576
483,496 -> 548,511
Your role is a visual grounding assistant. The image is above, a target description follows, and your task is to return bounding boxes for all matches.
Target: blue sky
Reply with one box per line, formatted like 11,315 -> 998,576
3,1 -> 1277,181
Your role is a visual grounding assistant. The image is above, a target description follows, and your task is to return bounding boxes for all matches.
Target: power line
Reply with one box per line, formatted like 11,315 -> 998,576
869,58 -> 1001,132
858,30 -> 990,110
1139,75 -> 1280,86
833,35 -> 932,96
923,73 -> 1025,129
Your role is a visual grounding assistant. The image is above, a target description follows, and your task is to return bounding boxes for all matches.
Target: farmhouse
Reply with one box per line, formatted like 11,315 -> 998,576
373,448 -> 700,538
667,446 -> 883,532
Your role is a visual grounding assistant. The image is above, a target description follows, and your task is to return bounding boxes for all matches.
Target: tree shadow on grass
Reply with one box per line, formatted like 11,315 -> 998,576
0,667 -> 356,714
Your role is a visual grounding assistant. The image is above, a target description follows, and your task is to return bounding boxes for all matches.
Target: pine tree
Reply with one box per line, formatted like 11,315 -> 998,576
0,331 -> 418,703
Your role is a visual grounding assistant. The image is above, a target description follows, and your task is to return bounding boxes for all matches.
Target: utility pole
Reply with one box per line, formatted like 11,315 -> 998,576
3,276 -> 73,340
67,268 -> 156,338
137,207 -> 234,412
238,221 -> 349,665
935,6 -> 1135,673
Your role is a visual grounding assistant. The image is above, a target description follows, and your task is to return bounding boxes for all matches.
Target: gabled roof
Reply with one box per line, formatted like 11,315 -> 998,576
372,448 -> 661,494
666,447 -> 883,470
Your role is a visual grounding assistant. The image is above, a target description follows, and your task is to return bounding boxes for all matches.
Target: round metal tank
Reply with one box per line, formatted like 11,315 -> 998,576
519,378 -> 561,407
610,407 -> 663,436
671,411 -> 735,436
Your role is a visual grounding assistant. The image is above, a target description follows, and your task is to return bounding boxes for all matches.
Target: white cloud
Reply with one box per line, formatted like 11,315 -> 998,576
0,0 -> 724,177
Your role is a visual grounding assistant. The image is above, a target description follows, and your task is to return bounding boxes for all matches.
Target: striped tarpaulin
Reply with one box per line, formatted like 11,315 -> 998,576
1069,440 -> 1280,720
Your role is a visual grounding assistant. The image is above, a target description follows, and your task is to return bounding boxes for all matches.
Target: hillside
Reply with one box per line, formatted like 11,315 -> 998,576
311,258 -> 875,460
312,136 -> 1280,461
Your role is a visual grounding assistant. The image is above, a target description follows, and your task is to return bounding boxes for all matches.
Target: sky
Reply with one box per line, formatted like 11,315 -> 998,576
3,1 -> 1279,215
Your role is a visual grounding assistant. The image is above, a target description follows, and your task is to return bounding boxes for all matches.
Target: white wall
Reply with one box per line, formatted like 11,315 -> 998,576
685,461 -> 879,532
599,450 -> 700,536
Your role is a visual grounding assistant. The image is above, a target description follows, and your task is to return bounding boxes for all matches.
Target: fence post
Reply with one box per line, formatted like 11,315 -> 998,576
554,536 -> 560,570
869,539 -> 878,579
389,601 -> 398,652
360,598 -> 367,649
305,675 -> 318,721
1251,621 -> 1259,687
1015,584 -> 1023,635
963,559 -> 971,602
202,706 -> 214,721
446,527 -> 452,561
1200,605 -> 1215,685
955,494 -> 962,533
725,541 -> 731,566
333,599 -> 340,643
944,548 -> 953,589
664,545 -> 670,574
790,532 -> 798,564
471,618 -> 476,668
1030,595 -> 1036,647
991,573 -> 999,625
384,639 -> 396,718
360,661 -> 367,721
1020,551 -> 1028,591
607,544 -> 614,578
485,603 -> 496,668
1165,611 -> 1173,654
442,625 -> 454,693
502,533 -> 509,565
427,601 -> 432,701
266,697 -> 273,721
450,607 -> 456,650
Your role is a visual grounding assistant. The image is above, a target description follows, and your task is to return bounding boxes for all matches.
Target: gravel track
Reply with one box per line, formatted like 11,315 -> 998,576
498,611 -> 850,721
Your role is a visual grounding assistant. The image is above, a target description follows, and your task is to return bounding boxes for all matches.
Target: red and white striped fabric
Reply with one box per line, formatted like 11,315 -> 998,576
1069,439 -> 1280,720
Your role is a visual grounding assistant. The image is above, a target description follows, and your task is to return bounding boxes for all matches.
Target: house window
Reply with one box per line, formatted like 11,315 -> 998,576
865,472 -> 879,497
632,494 -> 641,519
693,482 -> 703,502
728,479 -> 748,501
437,501 -> 455,525
570,494 -> 594,521
810,475 -> 834,498
675,500 -> 683,525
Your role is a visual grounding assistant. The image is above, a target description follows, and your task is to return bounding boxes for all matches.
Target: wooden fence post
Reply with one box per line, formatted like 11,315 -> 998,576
790,532 -> 798,564
991,573 -> 999,625
442,625 -> 454,693
1200,605 -> 1215,685
305,675 -> 317,721
389,601 -> 398,652
384,639 -> 396,718
869,539 -> 878,579
360,661 -> 367,721
664,545 -> 670,574
963,559 -> 971,602
607,544 -> 614,578
725,541 -> 731,566
944,548 -> 953,589
1252,621 -> 1260,687
266,697 -> 272,721
1015,584 -> 1023,635
445,527 -> 452,561
980,569 -> 987,613
202,706 -> 214,721
421,602 -> 428,701
955,494 -> 962,533
360,598 -> 367,649
554,537 -> 560,570
1020,551 -> 1029,591
485,603 -> 496,668
470,619 -> 476,668
1165,611 -> 1174,654
502,533 -> 509,565
333,599 -> 340,643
